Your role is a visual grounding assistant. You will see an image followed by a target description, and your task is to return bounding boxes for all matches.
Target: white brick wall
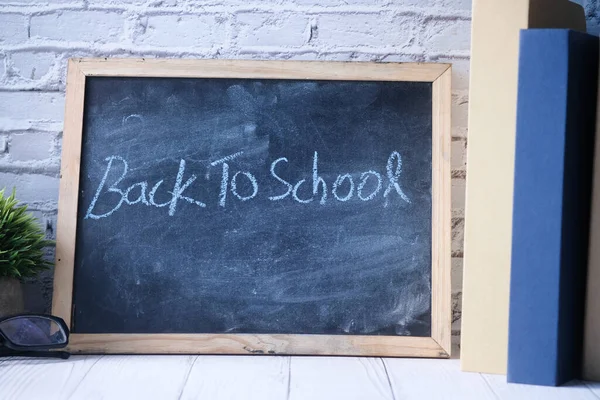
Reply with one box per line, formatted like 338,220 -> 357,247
237,12 -> 309,48
138,14 -> 226,47
0,136 -> 8,154
0,172 -> 58,205
10,52 -> 56,80
0,92 -> 64,121
30,11 -> 126,43
9,131 -> 54,161
316,12 -> 421,49
0,0 -> 473,333
0,14 -> 28,44
581,0 -> 600,34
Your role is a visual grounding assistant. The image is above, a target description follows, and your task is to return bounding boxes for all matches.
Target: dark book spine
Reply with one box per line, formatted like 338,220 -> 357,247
508,29 -> 599,386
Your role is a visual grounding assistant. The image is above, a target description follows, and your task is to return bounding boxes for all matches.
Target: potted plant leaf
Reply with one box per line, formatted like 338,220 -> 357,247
0,188 -> 53,316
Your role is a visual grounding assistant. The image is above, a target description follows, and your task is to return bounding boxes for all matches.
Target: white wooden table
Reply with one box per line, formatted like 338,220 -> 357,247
1,355 -> 599,399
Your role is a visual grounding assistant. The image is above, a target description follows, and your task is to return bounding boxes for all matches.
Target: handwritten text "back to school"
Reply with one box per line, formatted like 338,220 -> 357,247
85,151 -> 410,220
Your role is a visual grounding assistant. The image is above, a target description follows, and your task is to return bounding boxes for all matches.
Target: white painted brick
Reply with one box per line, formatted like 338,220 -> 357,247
52,135 -> 62,158
30,11 -> 126,43
451,178 -> 465,210
451,257 -> 463,294
452,317 -> 462,335
453,60 -> 470,91
292,0 -> 386,5
422,18 -> 471,53
0,173 -> 58,204
446,0 -> 472,9
442,58 -> 470,91
452,91 -> 468,133
452,292 -> 462,328
452,126 -> 468,139
89,0 -> 174,4
236,13 -> 310,48
44,213 -> 57,240
316,13 -> 420,48
451,217 -> 464,256
10,52 -> 57,81
0,54 -> 5,78
10,132 -> 54,161
452,209 -> 465,221
316,51 -> 390,62
136,14 -> 225,47
451,139 -> 466,170
2,0 -> 78,3
0,92 -> 64,121
0,14 -> 28,45
589,24 -> 600,36
400,0 -> 472,10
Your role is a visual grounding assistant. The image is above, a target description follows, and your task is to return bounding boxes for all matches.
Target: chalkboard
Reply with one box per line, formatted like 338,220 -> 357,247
53,59 -> 451,357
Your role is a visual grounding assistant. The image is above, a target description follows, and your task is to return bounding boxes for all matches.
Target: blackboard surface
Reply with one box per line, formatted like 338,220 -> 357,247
73,76 -> 433,337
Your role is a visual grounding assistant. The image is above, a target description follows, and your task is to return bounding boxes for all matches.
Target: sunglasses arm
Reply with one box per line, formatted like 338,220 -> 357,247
0,348 -> 70,359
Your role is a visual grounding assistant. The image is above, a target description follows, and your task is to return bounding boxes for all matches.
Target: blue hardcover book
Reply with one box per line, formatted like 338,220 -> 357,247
508,29 -> 599,386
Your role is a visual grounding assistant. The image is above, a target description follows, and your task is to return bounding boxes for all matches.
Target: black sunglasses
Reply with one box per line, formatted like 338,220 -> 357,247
0,314 -> 70,359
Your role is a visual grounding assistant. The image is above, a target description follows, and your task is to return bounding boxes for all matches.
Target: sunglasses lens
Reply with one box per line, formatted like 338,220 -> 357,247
0,316 -> 67,347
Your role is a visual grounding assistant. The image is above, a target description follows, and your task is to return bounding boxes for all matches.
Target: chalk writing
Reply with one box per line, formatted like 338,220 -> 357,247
332,174 -> 354,202
312,152 -> 328,205
169,159 -> 206,216
384,151 -> 410,207
85,150 -> 411,220
231,171 -> 259,201
268,157 -> 293,201
357,171 -> 383,201
85,155 -> 128,220
85,156 -> 206,220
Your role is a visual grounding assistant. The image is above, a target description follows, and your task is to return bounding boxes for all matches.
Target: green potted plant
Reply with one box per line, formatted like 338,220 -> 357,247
0,188 -> 53,316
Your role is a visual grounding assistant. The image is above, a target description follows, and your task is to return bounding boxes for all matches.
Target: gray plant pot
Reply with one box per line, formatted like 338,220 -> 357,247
0,278 -> 25,317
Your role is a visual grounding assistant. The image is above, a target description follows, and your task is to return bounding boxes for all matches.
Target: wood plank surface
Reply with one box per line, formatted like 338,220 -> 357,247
584,381 -> 600,397
384,358 -> 496,399
178,356 -> 289,400
482,374 -> 598,400
2,353 -> 598,399
289,357 -> 393,400
64,356 -> 196,399
0,356 -> 99,400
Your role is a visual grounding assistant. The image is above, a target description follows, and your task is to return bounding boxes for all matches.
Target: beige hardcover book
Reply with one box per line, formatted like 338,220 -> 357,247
583,56 -> 600,382
461,0 -> 585,374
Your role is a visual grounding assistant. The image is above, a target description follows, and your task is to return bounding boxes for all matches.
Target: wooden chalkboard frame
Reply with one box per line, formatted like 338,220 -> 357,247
53,58 -> 452,358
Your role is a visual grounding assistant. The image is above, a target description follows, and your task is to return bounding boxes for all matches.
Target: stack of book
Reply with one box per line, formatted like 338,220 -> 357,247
460,0 -> 600,386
